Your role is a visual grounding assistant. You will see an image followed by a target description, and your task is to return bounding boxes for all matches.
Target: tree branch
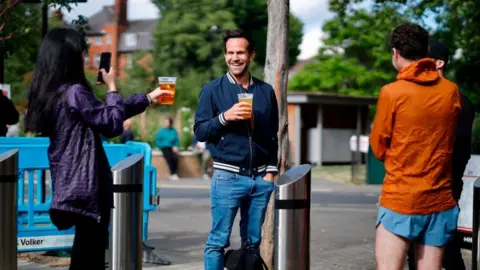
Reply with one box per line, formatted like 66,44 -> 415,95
0,31 -> 29,41
0,0 -> 19,18
0,11 -> 9,32
0,0 -> 20,33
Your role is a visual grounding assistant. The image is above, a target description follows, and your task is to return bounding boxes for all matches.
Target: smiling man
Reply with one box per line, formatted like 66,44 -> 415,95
194,29 -> 279,270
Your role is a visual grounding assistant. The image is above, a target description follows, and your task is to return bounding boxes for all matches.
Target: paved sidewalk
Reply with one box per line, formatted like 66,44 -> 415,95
18,259 -> 58,269
22,179 -> 472,269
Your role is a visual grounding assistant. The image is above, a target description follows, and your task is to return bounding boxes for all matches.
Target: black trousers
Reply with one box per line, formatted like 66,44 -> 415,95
161,147 -> 178,175
407,231 -> 465,270
50,209 -> 111,270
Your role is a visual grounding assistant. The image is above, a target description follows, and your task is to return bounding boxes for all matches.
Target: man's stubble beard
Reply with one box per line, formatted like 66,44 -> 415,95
229,62 -> 250,78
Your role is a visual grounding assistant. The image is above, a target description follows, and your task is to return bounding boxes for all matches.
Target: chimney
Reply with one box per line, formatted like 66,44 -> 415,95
114,0 -> 128,26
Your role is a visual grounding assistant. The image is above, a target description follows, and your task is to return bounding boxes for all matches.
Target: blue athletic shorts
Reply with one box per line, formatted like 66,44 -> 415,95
376,205 -> 459,247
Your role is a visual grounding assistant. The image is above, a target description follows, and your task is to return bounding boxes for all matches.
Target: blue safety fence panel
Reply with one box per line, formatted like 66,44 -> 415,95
0,137 -> 158,252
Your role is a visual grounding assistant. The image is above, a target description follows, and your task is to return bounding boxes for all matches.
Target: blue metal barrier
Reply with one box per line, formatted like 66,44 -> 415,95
0,137 -> 159,253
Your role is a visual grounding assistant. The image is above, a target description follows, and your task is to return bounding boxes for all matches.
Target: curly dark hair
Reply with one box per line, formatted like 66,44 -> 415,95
223,29 -> 255,53
389,23 -> 429,61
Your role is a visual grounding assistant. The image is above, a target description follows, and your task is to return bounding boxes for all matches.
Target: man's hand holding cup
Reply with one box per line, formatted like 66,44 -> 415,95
224,102 -> 252,121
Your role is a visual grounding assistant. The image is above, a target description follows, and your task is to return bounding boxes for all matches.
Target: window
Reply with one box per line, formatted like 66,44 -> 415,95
94,54 -> 101,67
106,34 -> 111,45
126,54 -> 133,69
94,36 -> 102,45
125,33 -> 137,47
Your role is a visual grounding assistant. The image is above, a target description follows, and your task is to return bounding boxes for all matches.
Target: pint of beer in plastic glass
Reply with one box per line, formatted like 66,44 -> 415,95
157,77 -> 177,105
237,93 -> 253,119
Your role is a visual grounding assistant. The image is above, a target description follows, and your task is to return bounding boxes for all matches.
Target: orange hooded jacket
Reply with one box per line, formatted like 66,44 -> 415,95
370,58 -> 462,215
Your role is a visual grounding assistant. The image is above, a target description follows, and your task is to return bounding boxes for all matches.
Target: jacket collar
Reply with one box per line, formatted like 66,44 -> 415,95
226,71 -> 254,86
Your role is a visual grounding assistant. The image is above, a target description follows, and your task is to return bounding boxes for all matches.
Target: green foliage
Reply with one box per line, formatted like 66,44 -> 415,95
151,0 -> 234,110
129,111 -> 161,147
407,0 -> 480,109
227,0 -> 303,67
85,70 -> 106,100
298,0 -> 480,106
358,0 -> 480,108
2,3 -> 41,104
179,107 -> 194,150
1,1 -> 90,104
121,52 -> 155,97
151,0 -> 236,76
1,1 -> 88,55
290,6 -> 406,96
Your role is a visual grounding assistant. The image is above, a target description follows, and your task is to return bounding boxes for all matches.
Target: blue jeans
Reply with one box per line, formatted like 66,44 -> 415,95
204,169 -> 274,270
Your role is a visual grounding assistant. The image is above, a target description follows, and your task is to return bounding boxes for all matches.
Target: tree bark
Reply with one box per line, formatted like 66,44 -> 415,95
260,0 -> 290,269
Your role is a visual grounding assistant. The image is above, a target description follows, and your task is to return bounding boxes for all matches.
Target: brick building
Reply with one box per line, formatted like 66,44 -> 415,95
84,0 -> 158,78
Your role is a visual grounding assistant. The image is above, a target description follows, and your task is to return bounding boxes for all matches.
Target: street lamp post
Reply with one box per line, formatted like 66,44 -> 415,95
209,25 -> 218,81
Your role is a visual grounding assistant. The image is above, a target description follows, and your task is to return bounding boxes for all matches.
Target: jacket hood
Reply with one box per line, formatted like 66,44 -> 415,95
396,58 -> 439,84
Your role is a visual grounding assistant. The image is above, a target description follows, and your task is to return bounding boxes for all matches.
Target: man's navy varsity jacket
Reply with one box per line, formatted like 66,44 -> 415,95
194,72 -> 279,176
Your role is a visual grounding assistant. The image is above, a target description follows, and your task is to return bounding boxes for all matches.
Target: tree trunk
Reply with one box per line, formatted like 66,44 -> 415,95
260,0 -> 290,269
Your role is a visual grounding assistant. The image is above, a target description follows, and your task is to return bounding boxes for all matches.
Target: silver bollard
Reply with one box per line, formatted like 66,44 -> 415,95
472,178 -> 480,270
274,164 -> 312,270
109,154 -> 144,270
0,149 -> 18,270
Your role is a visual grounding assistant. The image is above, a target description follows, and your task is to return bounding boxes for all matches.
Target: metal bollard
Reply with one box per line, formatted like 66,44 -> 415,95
109,154 -> 144,270
0,149 -> 18,270
274,164 -> 312,270
472,178 -> 480,270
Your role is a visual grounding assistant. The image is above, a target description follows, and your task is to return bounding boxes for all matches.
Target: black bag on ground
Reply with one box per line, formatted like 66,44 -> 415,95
224,248 -> 268,270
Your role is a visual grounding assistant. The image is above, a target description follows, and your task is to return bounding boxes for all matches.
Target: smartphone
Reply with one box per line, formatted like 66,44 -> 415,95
96,52 -> 112,84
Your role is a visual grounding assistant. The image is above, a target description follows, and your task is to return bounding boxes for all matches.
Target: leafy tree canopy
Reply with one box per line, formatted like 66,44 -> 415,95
290,0 -> 480,107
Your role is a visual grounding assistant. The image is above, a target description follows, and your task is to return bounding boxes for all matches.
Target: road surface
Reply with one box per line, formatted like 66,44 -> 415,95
19,183 -> 471,269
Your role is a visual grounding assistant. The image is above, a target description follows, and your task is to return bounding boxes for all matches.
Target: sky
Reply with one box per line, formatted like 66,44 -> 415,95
64,0 -> 334,60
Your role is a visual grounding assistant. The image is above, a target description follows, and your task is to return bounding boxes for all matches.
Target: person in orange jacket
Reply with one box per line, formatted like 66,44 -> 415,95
371,23 -> 462,270
406,39 -> 474,270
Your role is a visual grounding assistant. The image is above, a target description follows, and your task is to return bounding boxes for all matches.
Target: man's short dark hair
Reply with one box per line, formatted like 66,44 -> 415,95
389,23 -> 429,61
223,29 -> 255,53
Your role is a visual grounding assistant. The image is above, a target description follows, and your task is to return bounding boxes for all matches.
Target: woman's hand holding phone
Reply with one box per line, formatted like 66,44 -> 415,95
100,68 -> 117,92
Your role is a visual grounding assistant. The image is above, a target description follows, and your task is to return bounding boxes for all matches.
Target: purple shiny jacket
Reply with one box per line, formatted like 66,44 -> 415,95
48,84 -> 149,222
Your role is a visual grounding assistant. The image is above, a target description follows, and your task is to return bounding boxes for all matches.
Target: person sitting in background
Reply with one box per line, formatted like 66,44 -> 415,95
155,118 -> 180,180
196,140 -> 211,180
119,119 -> 135,143
191,132 -> 212,180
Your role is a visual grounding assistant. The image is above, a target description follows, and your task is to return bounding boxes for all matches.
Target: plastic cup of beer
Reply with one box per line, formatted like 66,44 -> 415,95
157,77 -> 177,105
237,93 -> 253,119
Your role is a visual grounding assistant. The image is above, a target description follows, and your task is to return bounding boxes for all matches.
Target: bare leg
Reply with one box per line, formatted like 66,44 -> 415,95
415,243 -> 444,270
375,223 -> 410,270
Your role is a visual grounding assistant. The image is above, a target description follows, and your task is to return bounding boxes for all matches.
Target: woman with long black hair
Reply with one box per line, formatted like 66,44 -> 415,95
24,28 -> 172,269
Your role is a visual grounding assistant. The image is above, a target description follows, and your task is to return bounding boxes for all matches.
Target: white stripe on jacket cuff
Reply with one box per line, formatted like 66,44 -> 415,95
219,113 -> 228,125
266,166 -> 278,173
